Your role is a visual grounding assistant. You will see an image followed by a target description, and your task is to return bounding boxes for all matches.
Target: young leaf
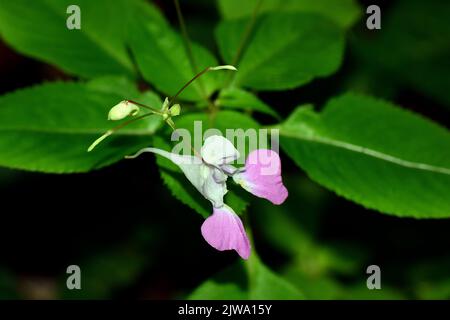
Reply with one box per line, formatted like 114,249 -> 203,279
0,0 -> 163,78
216,87 -> 280,119
0,79 -> 161,173
217,0 -> 361,29
277,93 -> 450,218
129,15 -> 221,102
216,13 -> 344,90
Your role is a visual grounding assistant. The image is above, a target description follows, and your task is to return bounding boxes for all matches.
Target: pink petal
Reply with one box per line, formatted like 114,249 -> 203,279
201,205 -> 251,259
235,149 -> 288,205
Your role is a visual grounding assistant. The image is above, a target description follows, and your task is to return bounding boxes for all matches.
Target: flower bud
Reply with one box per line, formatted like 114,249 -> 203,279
169,104 -> 181,116
108,101 -> 140,121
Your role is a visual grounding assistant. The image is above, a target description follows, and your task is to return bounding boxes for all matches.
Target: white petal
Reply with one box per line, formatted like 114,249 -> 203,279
131,148 -> 227,207
201,135 -> 239,167
202,167 -> 228,208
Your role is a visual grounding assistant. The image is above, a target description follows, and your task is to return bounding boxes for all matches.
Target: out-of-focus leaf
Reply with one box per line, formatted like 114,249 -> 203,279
152,111 -> 259,217
409,256 -> 450,299
61,225 -> 158,299
216,13 -> 344,90
129,15 -> 222,102
224,185 -> 251,215
0,0 -> 165,77
189,256 -> 303,299
353,0 -> 450,107
62,247 -> 146,299
0,78 -> 161,173
217,0 -> 361,29
188,262 -> 248,299
248,255 -> 304,299
338,284 -> 405,300
278,93 -> 450,218
217,87 -> 279,119
254,179 -> 365,277
283,268 -> 343,299
0,267 -> 19,299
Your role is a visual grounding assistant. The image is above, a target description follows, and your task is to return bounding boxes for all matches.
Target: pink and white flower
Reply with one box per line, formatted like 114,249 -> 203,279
131,135 -> 287,259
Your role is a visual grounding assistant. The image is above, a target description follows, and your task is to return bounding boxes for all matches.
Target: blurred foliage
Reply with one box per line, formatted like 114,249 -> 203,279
217,0 -> 361,29
350,0 -> 450,108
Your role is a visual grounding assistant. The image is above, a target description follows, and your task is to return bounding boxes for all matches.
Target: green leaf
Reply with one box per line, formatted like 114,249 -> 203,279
217,87 -> 280,119
248,256 -> 304,299
189,257 -> 303,299
129,15 -> 221,102
224,185 -> 251,215
217,0 -> 361,29
188,262 -> 248,300
216,13 -> 344,90
152,111 -> 259,217
0,0 -> 163,77
0,78 -> 161,173
277,93 -> 450,218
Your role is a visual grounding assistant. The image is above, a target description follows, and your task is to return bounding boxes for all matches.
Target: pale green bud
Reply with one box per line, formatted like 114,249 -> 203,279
108,101 -> 139,121
161,97 -> 170,112
169,104 -> 181,116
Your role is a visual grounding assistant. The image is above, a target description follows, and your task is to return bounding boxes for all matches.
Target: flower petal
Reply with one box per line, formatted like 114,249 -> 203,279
201,135 -> 240,167
201,205 -> 250,259
233,149 -> 288,205
130,148 -> 227,207
202,167 -> 227,208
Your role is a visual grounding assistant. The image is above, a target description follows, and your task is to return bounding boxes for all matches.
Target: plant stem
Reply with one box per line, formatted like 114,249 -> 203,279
126,100 -> 163,115
87,112 -> 156,152
173,0 -> 215,111
224,0 -> 263,88
242,210 -> 258,292
168,67 -> 212,106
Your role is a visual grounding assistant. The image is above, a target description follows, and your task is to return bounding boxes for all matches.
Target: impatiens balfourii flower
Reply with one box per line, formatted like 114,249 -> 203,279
86,65 -> 288,259
128,135 -> 288,260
